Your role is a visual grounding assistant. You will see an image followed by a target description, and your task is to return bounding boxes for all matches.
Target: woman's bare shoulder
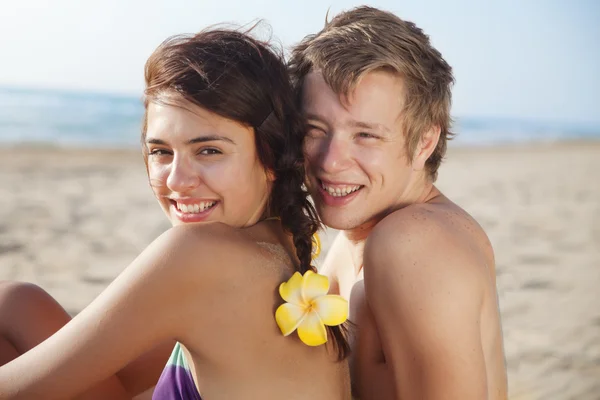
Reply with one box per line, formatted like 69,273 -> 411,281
152,224 -> 294,349
152,223 -> 292,294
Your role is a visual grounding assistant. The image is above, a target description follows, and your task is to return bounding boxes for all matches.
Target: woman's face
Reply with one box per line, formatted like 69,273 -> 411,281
144,99 -> 273,228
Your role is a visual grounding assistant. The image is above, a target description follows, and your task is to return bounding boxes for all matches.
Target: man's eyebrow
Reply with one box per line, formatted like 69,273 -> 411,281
305,113 -> 390,133
347,120 -> 390,133
145,135 -> 235,145
304,113 -> 328,125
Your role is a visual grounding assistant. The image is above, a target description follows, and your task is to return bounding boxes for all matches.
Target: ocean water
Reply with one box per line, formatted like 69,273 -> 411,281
0,87 -> 598,148
0,87 -> 144,148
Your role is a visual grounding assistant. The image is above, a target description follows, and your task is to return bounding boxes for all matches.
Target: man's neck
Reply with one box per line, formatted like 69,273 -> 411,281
341,181 -> 440,277
342,223 -> 374,278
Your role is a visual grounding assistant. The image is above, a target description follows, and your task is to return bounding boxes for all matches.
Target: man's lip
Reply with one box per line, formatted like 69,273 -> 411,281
318,178 -> 362,187
316,182 -> 363,206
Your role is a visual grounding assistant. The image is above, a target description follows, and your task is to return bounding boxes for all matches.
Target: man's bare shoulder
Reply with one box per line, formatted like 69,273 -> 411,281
361,198 -> 499,399
363,199 -> 492,299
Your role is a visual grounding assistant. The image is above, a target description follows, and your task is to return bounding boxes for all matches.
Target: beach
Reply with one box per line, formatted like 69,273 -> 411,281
0,141 -> 598,399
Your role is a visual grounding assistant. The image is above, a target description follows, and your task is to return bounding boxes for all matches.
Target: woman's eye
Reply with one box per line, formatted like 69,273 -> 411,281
199,148 -> 222,155
306,127 -> 327,138
148,149 -> 171,156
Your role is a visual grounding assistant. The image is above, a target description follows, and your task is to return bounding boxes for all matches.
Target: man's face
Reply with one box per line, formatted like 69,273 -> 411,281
302,70 -> 418,231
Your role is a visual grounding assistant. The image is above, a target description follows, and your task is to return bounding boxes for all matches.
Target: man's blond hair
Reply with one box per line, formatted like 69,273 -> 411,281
289,6 -> 455,181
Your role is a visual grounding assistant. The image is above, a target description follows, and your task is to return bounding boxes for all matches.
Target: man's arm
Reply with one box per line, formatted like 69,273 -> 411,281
363,210 -> 488,400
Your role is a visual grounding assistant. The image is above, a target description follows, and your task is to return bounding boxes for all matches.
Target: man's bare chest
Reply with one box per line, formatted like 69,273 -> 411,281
347,279 -> 381,356
347,279 -> 395,398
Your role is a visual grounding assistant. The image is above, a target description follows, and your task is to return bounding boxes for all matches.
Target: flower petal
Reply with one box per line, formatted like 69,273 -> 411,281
297,311 -> 328,346
302,270 -> 329,303
314,295 -> 348,326
275,303 -> 306,336
312,233 -> 322,260
279,271 -> 304,305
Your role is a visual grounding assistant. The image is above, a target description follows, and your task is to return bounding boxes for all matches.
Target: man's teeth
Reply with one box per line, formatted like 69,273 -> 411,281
176,201 -> 217,213
321,183 -> 361,197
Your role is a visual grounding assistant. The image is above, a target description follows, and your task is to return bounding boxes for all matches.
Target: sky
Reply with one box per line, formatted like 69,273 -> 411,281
0,0 -> 598,125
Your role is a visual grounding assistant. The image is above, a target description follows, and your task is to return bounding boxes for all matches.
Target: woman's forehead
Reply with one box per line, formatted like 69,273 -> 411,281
145,102 -> 254,145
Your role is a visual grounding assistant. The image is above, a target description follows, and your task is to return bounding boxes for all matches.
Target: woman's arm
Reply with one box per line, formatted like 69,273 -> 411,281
0,280 -> 175,399
0,281 -> 136,399
0,224 -> 229,400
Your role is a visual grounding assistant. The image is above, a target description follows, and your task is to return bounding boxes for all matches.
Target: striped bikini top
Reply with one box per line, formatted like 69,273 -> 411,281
153,342 -> 202,400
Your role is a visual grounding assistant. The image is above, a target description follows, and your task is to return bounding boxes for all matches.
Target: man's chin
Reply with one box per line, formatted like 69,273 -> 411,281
317,208 -> 364,231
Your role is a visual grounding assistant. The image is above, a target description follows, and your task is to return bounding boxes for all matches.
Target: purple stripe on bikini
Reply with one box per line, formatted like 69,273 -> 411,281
153,365 -> 202,400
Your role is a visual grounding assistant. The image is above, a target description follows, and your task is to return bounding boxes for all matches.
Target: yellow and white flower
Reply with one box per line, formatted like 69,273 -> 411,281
312,233 -> 321,260
275,270 -> 348,346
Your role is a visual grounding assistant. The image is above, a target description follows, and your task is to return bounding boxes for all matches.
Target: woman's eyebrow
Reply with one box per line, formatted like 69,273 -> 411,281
145,135 -> 236,145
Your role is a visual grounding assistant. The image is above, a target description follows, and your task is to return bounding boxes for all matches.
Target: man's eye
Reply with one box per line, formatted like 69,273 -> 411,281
358,132 -> 377,139
199,148 -> 222,155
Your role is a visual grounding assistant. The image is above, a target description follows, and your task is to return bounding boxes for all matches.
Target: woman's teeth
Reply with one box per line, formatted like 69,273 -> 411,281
176,201 -> 216,213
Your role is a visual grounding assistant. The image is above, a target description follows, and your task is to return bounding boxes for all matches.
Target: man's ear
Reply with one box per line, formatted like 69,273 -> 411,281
412,125 -> 441,171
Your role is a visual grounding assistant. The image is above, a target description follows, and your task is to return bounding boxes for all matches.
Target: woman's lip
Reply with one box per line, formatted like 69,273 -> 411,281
168,198 -> 219,204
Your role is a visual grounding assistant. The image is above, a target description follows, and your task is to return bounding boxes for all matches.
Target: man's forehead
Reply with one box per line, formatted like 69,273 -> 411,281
301,71 -> 359,117
301,71 -> 336,103
302,68 -> 404,96
301,71 -> 404,132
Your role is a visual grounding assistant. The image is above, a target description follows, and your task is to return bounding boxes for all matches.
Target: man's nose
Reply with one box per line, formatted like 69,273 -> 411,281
318,136 -> 353,174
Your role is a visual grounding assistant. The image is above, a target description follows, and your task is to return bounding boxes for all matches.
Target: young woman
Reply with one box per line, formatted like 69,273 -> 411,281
0,28 -> 350,399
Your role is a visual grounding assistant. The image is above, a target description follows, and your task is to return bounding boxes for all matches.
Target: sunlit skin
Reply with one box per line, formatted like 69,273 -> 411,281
303,71 -> 436,237
303,70 -> 508,399
0,98 -> 351,400
145,100 -> 273,228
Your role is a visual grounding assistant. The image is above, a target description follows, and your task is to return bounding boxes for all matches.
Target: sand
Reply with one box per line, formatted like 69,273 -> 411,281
0,141 -> 599,399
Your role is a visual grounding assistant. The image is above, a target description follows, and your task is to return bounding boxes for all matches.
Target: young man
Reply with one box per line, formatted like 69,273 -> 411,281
290,6 -> 508,399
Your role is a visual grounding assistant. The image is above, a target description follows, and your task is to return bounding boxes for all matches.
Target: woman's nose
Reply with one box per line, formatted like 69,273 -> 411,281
166,156 -> 201,193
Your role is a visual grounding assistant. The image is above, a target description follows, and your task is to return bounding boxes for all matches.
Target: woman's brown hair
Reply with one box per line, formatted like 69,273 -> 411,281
142,27 -> 349,360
